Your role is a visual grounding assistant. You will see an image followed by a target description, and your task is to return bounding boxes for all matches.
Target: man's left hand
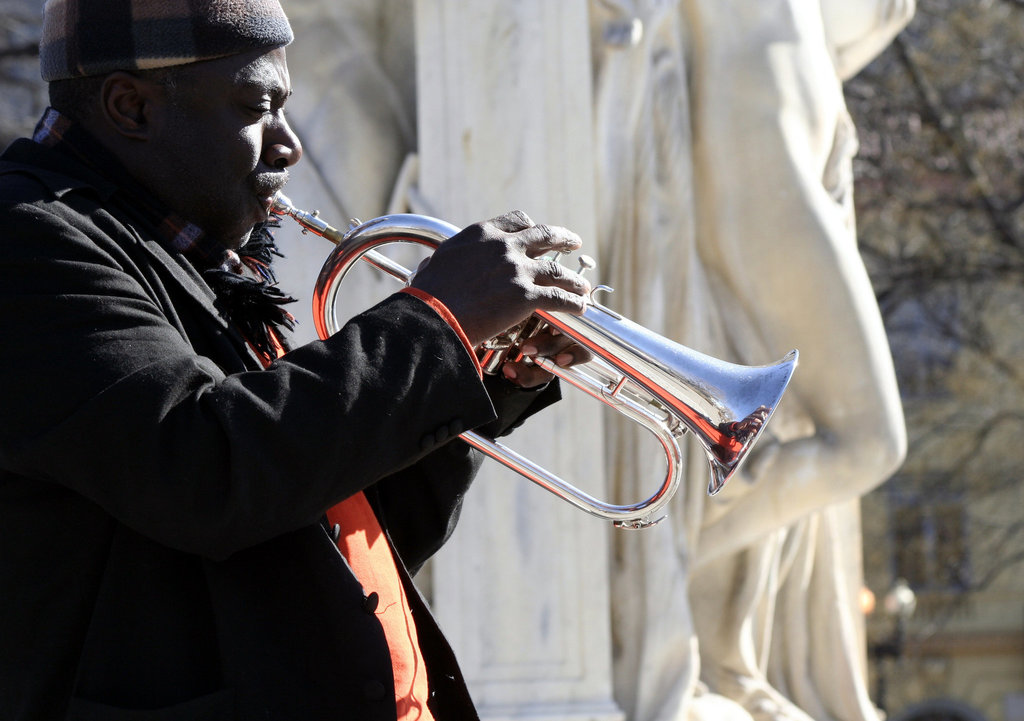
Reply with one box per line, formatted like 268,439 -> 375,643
501,327 -> 593,388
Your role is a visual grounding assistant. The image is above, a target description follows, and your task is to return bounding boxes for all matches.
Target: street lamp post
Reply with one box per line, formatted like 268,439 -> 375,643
870,578 -> 918,714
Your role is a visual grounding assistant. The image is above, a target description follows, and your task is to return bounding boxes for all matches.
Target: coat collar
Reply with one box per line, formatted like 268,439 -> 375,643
5,111 -> 294,368
0,137 -> 115,201
0,135 -> 266,370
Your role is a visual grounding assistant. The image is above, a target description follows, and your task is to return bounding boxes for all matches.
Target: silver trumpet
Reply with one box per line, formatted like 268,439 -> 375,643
272,194 -> 798,529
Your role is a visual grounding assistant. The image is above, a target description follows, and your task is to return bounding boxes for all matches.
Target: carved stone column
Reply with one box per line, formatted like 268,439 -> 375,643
415,2 -> 622,720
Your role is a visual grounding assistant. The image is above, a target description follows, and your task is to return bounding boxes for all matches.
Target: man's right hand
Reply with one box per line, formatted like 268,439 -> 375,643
409,210 -> 592,347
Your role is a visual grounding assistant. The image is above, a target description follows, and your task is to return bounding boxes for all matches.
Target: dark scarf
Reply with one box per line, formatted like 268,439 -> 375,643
32,108 -> 296,364
204,220 -> 296,362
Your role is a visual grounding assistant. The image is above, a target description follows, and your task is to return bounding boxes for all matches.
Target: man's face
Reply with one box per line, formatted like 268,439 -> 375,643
145,47 -> 301,249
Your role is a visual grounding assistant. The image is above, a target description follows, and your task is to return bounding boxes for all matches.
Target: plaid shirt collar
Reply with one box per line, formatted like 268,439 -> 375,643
32,107 -> 230,269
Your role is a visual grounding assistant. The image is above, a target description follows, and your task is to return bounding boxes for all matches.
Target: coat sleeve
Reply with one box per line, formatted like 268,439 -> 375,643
0,201 -> 498,561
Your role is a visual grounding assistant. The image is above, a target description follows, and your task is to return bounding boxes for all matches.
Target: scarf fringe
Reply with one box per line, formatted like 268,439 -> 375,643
203,220 -> 297,361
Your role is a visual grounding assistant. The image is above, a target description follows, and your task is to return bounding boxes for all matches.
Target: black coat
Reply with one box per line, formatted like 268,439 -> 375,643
0,138 -> 555,720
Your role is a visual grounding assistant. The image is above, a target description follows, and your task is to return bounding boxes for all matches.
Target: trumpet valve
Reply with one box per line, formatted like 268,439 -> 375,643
577,255 -> 596,276
476,316 -> 547,374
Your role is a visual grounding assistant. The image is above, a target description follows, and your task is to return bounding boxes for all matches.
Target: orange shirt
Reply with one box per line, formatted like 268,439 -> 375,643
299,288 -> 478,721
327,493 -> 435,721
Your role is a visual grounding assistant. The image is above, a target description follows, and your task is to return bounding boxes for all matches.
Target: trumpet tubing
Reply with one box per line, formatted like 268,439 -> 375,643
272,194 -> 798,529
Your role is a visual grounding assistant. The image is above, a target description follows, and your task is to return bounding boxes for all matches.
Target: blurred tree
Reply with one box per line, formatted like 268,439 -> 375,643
848,0 -> 1023,661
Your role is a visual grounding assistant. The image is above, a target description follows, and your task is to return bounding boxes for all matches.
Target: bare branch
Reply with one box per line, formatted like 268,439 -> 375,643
894,35 -> 1024,254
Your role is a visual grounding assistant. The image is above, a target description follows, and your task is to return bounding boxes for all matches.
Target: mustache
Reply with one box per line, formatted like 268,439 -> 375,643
253,170 -> 289,196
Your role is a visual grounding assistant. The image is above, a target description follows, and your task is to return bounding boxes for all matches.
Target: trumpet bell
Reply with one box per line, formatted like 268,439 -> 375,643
553,303 -> 797,496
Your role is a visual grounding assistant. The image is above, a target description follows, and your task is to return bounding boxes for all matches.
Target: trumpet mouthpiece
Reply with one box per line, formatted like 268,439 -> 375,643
271,192 -> 293,216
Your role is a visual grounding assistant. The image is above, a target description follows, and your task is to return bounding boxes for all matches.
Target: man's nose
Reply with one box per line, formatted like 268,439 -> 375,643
265,115 -> 303,169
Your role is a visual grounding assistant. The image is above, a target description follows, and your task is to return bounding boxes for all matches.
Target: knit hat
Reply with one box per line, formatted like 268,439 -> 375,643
40,0 -> 294,82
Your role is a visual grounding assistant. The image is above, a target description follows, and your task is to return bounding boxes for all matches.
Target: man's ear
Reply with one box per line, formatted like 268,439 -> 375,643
100,72 -> 161,140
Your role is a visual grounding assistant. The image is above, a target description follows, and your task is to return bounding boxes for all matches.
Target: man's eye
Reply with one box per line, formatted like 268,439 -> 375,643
243,100 -> 272,116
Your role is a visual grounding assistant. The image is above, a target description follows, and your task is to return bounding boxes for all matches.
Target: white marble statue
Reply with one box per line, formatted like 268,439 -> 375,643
273,1 -> 913,719
589,1 -> 912,720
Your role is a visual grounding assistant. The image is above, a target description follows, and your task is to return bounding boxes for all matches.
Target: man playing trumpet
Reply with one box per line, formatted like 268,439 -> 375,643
0,2 -> 592,719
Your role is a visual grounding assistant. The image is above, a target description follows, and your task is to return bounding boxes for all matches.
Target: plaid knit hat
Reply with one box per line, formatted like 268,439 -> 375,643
40,0 -> 293,82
